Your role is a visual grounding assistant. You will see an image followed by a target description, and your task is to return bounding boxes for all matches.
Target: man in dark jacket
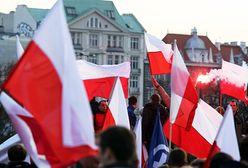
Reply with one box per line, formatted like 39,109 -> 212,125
142,93 -> 169,151
7,144 -> 30,168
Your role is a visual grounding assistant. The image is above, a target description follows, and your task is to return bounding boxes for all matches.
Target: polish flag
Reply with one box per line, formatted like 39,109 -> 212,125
102,78 -> 130,130
0,0 -> 97,167
170,43 -> 198,129
164,99 -> 223,158
144,33 -> 173,75
77,60 -> 130,100
204,105 -> 240,167
220,60 -> 248,104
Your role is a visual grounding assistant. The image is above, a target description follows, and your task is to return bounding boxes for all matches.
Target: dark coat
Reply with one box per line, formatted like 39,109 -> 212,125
142,102 -> 169,151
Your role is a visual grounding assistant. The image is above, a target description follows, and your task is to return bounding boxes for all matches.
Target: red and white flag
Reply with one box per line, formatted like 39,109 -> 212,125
220,60 -> 248,104
77,60 -> 130,100
0,0 -> 97,167
170,43 -> 198,129
164,99 -> 223,158
204,105 -> 240,167
102,77 -> 130,130
144,33 -> 173,75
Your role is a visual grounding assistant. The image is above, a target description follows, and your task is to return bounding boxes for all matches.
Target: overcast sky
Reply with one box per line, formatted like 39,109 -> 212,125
1,0 -> 248,44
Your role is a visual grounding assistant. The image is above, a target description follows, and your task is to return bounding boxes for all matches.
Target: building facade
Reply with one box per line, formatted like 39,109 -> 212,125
0,0 -> 146,107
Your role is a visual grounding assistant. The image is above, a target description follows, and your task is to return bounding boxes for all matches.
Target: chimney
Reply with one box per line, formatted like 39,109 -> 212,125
215,42 -> 221,51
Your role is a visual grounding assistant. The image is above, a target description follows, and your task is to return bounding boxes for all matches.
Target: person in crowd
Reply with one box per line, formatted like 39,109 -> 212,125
98,126 -> 137,168
142,76 -> 170,151
6,144 -> 30,168
142,93 -> 169,151
93,100 -> 109,133
167,148 -> 188,168
127,96 -> 138,130
209,152 -> 233,168
240,135 -> 248,166
219,160 -> 247,168
229,99 -> 247,142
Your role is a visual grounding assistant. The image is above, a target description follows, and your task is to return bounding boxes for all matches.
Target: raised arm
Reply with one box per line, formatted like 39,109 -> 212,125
151,76 -> 170,108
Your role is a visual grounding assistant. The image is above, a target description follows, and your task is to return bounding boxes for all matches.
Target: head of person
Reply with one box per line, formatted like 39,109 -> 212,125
209,152 -> 233,168
150,94 -> 161,104
229,100 -> 238,114
128,96 -> 137,108
168,148 -> 187,167
98,126 -> 136,166
8,144 -> 27,162
98,100 -> 108,113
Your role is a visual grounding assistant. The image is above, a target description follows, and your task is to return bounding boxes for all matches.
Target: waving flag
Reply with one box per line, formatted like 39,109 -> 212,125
144,33 -> 173,75
170,43 -> 198,129
148,109 -> 169,168
102,78 -> 130,130
77,60 -> 130,100
0,0 -> 97,167
164,99 -> 222,158
204,105 -> 240,167
220,60 -> 248,104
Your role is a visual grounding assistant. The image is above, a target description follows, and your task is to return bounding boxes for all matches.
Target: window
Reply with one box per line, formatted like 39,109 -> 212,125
88,54 -> 98,64
105,10 -> 115,19
131,37 -> 139,50
71,32 -> 82,45
89,34 -> 98,48
131,56 -> 139,69
107,55 -> 123,65
66,7 -> 76,15
87,17 -> 102,28
107,35 -> 123,48
130,75 -> 138,88
107,55 -> 113,65
114,55 -> 119,64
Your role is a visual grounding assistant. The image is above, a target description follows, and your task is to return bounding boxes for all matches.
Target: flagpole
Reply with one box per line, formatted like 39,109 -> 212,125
169,122 -> 172,152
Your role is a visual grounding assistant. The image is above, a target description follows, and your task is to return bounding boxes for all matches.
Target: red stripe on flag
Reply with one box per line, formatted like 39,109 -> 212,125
3,41 -> 97,167
175,79 -> 198,129
147,51 -> 171,75
83,77 -> 129,100
220,81 -> 248,104
164,120 -> 212,158
102,108 -> 116,131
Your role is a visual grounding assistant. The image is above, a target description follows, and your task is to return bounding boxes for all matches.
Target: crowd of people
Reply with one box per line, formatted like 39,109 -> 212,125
1,76 -> 248,168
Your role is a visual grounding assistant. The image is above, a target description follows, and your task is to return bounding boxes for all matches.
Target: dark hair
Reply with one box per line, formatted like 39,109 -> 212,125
128,96 -> 137,106
8,144 -> 27,161
168,148 -> 187,167
209,152 -> 233,168
99,126 -> 136,162
151,94 -> 160,104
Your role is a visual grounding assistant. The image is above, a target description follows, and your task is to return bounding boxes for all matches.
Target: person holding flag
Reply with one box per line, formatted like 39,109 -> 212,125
147,108 -> 169,168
